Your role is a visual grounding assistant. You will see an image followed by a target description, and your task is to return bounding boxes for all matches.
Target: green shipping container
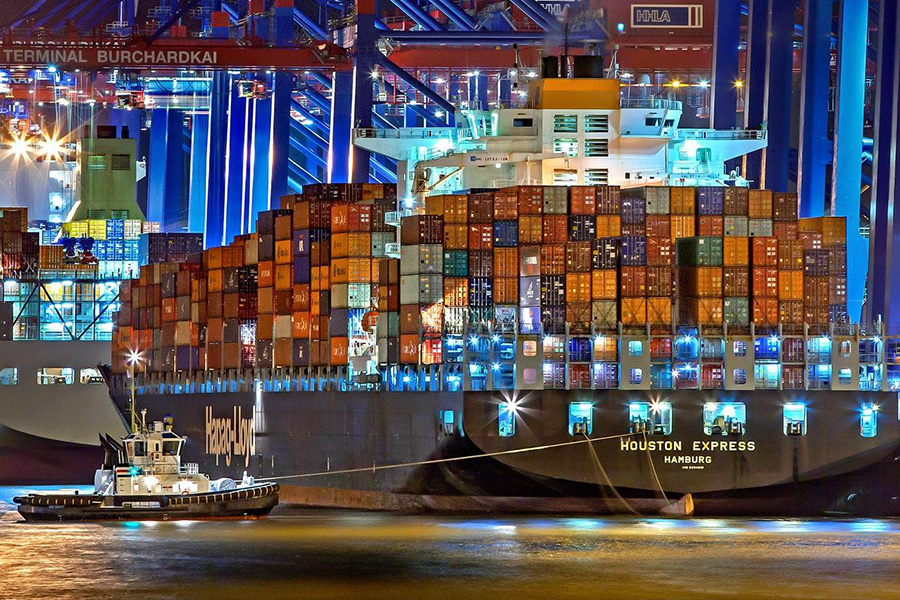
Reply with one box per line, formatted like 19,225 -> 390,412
676,236 -> 724,267
723,297 -> 750,325
443,249 -> 469,277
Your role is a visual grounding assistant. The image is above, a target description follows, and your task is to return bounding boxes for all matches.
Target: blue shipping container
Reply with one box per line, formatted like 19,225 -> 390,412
620,236 -> 647,266
493,221 -> 518,247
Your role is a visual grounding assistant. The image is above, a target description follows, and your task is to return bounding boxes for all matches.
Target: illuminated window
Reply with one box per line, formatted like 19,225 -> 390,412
584,114 -> 609,133
523,340 -> 537,357
860,403 -> 878,438
732,369 -> 747,385
838,368 -> 853,384
80,368 -> 104,384
584,139 -> 609,157
552,169 -> 578,184
498,403 -> 516,437
552,114 -> 577,133
0,367 -> 17,385
732,341 -> 747,357
584,168 -> 609,185
87,154 -> 107,170
521,367 -> 538,385
37,367 -> 74,385
628,341 -> 643,357
568,402 -> 593,435
783,403 -> 807,436
629,368 -> 643,385
552,138 -> 578,157
839,340 -> 852,357
754,364 -> 781,389
703,402 -> 746,436
629,401 -> 672,435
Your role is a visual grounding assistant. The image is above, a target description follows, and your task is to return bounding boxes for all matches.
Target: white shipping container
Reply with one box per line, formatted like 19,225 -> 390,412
400,275 -> 420,303
244,238 -> 259,265
724,216 -> 749,237
274,315 -> 292,339
400,244 -> 443,275
348,282 -> 372,308
330,283 -> 349,308
748,219 -> 774,237
175,321 -> 192,346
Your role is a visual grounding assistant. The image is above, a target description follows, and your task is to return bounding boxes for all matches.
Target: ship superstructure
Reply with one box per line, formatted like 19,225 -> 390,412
354,58 -> 766,205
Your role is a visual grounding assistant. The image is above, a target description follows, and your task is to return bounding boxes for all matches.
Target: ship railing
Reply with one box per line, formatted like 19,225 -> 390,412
619,98 -> 682,111
674,129 -> 767,141
354,127 -> 471,141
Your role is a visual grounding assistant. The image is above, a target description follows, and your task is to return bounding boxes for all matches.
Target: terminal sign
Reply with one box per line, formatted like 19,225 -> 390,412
630,4 -> 703,28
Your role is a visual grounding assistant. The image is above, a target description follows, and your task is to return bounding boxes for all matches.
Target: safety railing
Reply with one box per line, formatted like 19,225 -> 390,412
619,98 -> 683,111
674,129 -> 768,141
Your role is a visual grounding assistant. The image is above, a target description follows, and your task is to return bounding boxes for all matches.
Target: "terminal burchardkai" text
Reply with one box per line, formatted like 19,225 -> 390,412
1,48 -> 219,66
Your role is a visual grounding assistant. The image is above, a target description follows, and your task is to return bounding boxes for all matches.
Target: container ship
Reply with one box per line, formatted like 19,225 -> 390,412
0,125 -> 205,485
104,175 -> 900,515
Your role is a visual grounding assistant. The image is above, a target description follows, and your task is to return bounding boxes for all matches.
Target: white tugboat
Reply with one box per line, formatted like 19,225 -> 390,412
14,412 -> 279,521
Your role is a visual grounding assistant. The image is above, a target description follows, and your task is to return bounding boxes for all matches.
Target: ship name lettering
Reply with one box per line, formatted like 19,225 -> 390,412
664,455 -> 712,464
619,440 -> 682,452
205,406 -> 256,468
692,440 -> 756,452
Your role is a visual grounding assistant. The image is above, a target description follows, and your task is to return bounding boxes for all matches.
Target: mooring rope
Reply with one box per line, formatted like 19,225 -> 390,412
268,432 -> 636,481
642,429 -> 669,504
582,432 -> 642,516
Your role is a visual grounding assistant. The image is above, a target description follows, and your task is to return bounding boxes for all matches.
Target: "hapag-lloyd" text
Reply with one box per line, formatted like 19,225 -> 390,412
205,406 -> 255,467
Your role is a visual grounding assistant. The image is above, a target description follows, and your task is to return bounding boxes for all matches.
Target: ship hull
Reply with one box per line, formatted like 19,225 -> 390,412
107,386 -> 900,516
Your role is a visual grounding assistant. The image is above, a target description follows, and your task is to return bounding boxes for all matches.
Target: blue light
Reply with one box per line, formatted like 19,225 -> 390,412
469,335 -> 479,347
491,334 -> 500,343
492,362 -> 500,370
616,22 -> 625,32
129,466 -> 140,476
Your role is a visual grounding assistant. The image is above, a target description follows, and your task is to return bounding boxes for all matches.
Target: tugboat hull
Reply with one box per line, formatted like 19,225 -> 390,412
13,483 -> 280,521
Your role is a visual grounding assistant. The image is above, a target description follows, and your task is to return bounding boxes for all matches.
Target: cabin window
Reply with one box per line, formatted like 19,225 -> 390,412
513,118 -> 534,128
645,117 -> 661,127
860,403 -> 878,438
523,340 -> 537,357
756,336 -> 780,359
783,403 -> 807,436
521,367 -> 538,385
703,402 -> 746,436
628,340 -> 643,356
732,341 -> 747,357
629,368 -> 643,385
629,401 -> 673,435
568,402 -> 593,435
584,139 -> 609,157
37,367 -> 74,385
754,364 -> 781,389
87,154 -> 107,170
80,368 -> 104,384
111,154 -> 131,171
0,367 -> 17,385
584,114 -> 609,133
663,119 -> 675,128
552,169 -> 578,185
498,403 -> 516,437
838,368 -> 853,385
839,340 -> 852,357
807,364 -> 831,390
552,114 -> 577,133
732,368 -> 747,385
162,441 -> 181,456
552,138 -> 578,157
132,441 -> 147,457
584,169 -> 609,185
650,363 -> 673,389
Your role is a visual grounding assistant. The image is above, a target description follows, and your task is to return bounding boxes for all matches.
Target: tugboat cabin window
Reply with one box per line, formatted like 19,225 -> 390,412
162,441 -> 182,456
37,367 -> 74,385
80,368 -> 104,384
0,367 -> 17,385
703,402 -> 746,436
126,441 -> 147,458
498,403 -> 516,437
629,401 -> 672,435
860,403 -> 878,438
568,402 -> 593,435
783,403 -> 807,436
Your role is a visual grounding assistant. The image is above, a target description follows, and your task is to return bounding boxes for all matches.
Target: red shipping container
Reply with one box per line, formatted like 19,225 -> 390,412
751,237 -> 778,266
540,245 -> 566,275
779,300 -> 804,325
468,193 -> 493,223
570,186 -> 596,215
645,215 -> 671,239
697,215 -> 724,237
647,237 -> 673,266
494,277 -> 518,304
595,185 -> 621,215
348,204 -> 372,232
752,267 -> 778,297
752,297 -> 779,325
646,266 -> 674,297
829,275 -> 847,305
621,222 -> 646,237
774,221 -> 799,240
468,224 -> 493,250
799,230 -> 823,250
620,266 -> 647,297
443,278 -> 468,306
565,242 -> 592,272
494,247 -> 519,277
543,215 -> 568,244
723,267 -> 750,297
515,186 -> 543,215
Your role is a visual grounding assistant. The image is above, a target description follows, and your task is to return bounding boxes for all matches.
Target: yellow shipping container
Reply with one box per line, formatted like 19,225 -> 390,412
591,269 -> 617,300
722,237 -> 749,266
347,258 -> 372,282
275,239 -> 292,265
670,215 -> 695,241
568,273 -> 591,303
348,233 -> 371,257
595,215 -> 621,238
798,216 -> 847,246
777,270 -> 804,301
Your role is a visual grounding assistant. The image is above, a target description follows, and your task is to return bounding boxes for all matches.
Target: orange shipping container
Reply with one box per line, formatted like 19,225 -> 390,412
400,334 -> 420,364
751,237 -> 778,267
330,337 -> 349,365
275,264 -> 292,291
540,245 -> 566,275
621,297 -> 647,325
443,195 -> 468,224
752,267 -> 778,297
647,297 -> 672,326
570,186 -> 596,215
494,277 -> 519,304
331,259 -> 349,284
207,269 -> 224,293
331,205 -> 349,232
670,187 -> 695,215
723,237 -> 749,266
347,258 -> 372,282
777,270 -> 804,300
493,248 -> 519,278
591,269 -> 617,300
798,216 -> 847,246
292,312 -> 311,338
568,272 -> 591,303
519,215 -> 543,244
425,195 -> 446,216
683,298 -> 723,325
670,215 -> 695,240
444,225 -> 468,249
293,284 -> 310,311
469,224 -> 493,250
494,191 -> 519,220
443,278 -> 468,306
257,261 -> 274,288
348,233 -> 371,257
749,189 -> 773,218
595,215 -> 621,238
331,233 -> 349,258
275,239 -> 292,264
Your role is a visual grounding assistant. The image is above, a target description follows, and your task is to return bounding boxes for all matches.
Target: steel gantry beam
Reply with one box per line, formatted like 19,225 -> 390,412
710,0 -> 741,131
832,0 -> 869,321
797,0 -> 833,217
742,0 -> 768,186
761,0 -> 795,192
864,0 -> 900,328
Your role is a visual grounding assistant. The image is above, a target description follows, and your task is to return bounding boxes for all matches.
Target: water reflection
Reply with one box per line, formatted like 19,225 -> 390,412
1,503 -> 899,600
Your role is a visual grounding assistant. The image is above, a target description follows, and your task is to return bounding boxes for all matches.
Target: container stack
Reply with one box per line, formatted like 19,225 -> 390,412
399,213 -> 444,364
798,215 -> 848,324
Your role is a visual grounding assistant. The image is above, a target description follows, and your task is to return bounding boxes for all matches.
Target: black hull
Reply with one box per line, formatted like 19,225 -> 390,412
109,387 -> 900,516
14,484 -> 280,521
0,423 -> 104,485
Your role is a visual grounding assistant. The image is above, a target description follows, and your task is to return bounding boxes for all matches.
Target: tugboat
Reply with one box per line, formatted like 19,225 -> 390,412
14,412 -> 279,521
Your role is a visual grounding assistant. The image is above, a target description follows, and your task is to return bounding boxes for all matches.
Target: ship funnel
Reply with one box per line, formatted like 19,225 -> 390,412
541,56 -> 560,79
572,55 -> 605,79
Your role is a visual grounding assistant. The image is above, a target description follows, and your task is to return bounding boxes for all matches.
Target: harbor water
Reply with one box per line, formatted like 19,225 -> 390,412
2,489 -> 900,600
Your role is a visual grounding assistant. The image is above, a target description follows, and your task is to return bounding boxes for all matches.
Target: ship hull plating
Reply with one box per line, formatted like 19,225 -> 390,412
108,387 -> 900,516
